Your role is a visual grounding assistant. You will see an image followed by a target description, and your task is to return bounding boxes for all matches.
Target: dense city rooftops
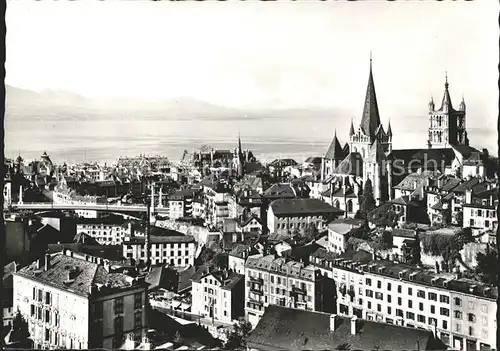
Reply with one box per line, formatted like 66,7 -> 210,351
267,158 -> 298,167
247,305 -> 445,351
270,198 -> 343,216
15,250 -> 147,297
245,255 -> 319,281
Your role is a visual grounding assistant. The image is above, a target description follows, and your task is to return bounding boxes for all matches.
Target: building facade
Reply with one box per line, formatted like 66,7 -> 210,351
308,253 -> 497,350
12,251 -> 148,350
191,269 -> 245,324
122,235 -> 196,266
244,255 -> 334,328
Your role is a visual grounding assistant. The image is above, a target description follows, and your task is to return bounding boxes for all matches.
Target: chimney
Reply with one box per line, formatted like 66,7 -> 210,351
124,333 -> 136,350
45,253 -> 51,271
465,189 -> 472,204
141,335 -> 151,350
350,316 -> 358,335
329,314 -> 337,331
128,222 -> 133,237
36,258 -> 42,270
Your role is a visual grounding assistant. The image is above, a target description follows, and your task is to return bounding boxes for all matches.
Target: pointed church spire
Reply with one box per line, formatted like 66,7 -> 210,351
439,71 -> 453,111
387,119 -> 392,137
349,118 -> 355,136
237,131 -> 244,177
325,129 -> 344,160
429,94 -> 435,112
459,94 -> 466,112
360,53 -> 382,139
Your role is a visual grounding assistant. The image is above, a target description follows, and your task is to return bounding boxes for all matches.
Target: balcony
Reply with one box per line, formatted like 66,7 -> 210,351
250,287 -> 264,296
291,286 -> 306,295
250,276 -> 263,284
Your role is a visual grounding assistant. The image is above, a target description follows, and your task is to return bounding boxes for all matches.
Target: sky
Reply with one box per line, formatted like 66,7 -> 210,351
5,1 -> 499,119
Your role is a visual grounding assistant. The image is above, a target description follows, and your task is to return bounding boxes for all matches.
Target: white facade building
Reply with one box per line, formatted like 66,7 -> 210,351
13,251 -> 148,350
122,235 -> 196,266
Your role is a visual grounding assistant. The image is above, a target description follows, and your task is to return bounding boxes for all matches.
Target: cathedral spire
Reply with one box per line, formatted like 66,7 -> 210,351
387,119 -> 392,137
349,118 -> 355,136
360,53 -> 382,139
439,71 -> 453,111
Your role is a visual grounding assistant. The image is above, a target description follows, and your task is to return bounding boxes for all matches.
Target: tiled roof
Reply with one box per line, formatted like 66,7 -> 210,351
393,171 -> 437,191
247,305 -> 441,351
312,252 -> 498,301
268,159 -> 298,167
391,228 -> 417,238
324,133 -> 344,160
191,269 -> 243,291
263,183 -> 296,198
270,198 -> 343,216
125,235 -> 195,245
15,251 -> 146,297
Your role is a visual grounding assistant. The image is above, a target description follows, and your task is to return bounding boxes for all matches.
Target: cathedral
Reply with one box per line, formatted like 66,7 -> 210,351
320,58 -> 478,216
321,58 -> 391,210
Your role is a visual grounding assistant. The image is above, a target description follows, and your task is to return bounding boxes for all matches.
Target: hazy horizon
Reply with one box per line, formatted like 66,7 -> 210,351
5,1 -> 498,163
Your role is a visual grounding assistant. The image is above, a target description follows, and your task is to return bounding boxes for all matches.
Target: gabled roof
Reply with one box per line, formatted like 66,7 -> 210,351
333,152 -> 363,176
15,251 -> 147,297
360,60 -> 382,138
324,131 -> 344,160
247,305 -> 441,351
270,198 -> 343,216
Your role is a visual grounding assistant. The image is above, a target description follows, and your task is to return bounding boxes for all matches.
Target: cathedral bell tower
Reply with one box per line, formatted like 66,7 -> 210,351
427,73 -> 469,148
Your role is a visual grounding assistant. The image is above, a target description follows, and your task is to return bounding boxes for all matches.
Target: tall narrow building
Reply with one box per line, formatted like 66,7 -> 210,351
427,74 -> 468,148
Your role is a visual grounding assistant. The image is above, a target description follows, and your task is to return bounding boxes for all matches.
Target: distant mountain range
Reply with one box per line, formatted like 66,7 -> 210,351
4,85 -> 351,122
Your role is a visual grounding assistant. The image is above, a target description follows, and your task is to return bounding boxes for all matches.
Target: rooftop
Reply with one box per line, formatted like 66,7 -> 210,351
270,198 -> 343,216
15,251 -> 147,297
309,250 -> 497,300
245,255 -> 319,282
247,305 -> 443,351
124,235 -> 195,245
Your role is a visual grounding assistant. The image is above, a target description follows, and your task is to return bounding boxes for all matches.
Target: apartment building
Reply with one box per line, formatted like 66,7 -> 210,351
267,198 -> 343,235
462,187 -> 498,235
308,252 -> 497,350
191,269 -> 244,324
167,189 -> 201,220
244,255 -> 334,327
327,218 -> 364,254
122,235 -> 196,267
12,250 -> 148,350
75,215 -> 128,245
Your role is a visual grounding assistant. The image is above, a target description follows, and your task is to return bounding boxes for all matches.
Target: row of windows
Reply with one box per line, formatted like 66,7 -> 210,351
32,288 -> 51,305
30,305 -> 60,326
469,218 -> 496,229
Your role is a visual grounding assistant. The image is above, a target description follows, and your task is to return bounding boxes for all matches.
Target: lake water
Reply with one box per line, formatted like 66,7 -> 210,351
5,115 -> 496,165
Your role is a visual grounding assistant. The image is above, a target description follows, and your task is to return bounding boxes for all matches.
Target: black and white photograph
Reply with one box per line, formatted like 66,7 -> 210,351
2,1 -> 499,350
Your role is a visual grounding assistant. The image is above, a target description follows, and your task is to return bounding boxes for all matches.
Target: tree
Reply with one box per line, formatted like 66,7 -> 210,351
225,319 -> 253,350
8,310 -> 30,345
476,246 -> 498,285
360,179 -> 376,218
373,231 -> 393,252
